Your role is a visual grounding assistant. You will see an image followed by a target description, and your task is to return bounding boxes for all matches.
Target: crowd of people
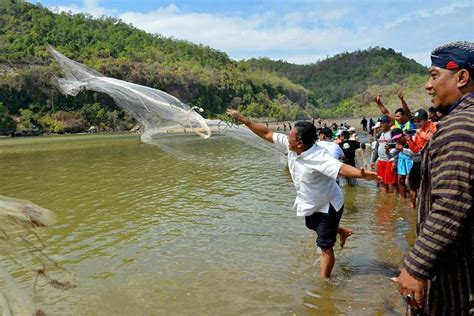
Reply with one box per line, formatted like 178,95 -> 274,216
370,92 -> 438,209
228,41 -> 473,315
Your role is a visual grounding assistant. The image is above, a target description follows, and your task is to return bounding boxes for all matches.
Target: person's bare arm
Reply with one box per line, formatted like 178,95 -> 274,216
339,164 -> 380,181
398,90 -> 413,120
226,109 -> 273,143
373,94 -> 395,121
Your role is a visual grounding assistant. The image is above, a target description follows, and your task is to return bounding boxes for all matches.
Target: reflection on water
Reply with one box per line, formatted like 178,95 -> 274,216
0,134 -> 416,315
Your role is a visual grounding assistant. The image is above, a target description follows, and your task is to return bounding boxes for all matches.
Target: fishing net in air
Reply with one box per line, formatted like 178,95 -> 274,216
49,47 -> 286,164
49,46 -> 211,142
0,195 -> 75,316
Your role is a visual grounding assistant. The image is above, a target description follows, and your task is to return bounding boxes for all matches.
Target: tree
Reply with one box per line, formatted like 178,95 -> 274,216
0,102 -> 16,135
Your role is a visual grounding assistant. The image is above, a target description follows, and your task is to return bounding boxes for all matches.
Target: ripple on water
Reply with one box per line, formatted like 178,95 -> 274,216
0,134 -> 410,315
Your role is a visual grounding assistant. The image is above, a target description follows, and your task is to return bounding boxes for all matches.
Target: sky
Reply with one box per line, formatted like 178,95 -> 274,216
29,0 -> 474,66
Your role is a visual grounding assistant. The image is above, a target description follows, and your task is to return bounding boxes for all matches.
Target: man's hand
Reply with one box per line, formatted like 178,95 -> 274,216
398,90 -> 404,100
360,168 -> 381,181
391,268 -> 427,311
373,94 -> 381,104
395,143 -> 404,151
226,109 -> 248,124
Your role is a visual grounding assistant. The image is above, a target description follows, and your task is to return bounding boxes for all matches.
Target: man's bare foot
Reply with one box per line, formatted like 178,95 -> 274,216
338,227 -> 353,248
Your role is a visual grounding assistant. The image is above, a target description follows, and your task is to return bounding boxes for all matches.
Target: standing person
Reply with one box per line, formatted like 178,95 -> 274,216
360,116 -> 368,131
406,109 -> 437,154
370,115 -> 398,193
394,128 -> 421,208
226,110 -> 379,279
392,41 -> 474,315
373,91 -> 416,132
348,127 -> 358,141
403,108 -> 437,208
374,91 -> 416,196
317,127 -> 353,241
317,127 -> 344,160
368,118 -> 375,136
339,131 -> 366,186
389,128 -> 412,200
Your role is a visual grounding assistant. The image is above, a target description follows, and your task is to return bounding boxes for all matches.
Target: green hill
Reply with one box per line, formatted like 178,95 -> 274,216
0,0 -> 315,134
0,0 -> 432,135
243,48 -> 427,108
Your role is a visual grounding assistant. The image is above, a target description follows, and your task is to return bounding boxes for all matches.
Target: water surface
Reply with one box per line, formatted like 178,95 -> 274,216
0,133 -> 416,315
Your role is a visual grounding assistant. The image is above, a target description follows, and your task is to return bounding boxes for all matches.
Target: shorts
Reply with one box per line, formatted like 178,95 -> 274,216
377,160 -> 398,185
397,153 -> 413,176
409,161 -> 421,191
305,204 -> 344,249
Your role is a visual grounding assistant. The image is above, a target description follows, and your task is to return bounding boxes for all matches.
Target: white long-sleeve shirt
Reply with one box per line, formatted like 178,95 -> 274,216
273,133 -> 344,216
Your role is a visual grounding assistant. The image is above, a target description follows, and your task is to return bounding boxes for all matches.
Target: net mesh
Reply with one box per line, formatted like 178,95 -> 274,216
49,46 -> 211,141
49,47 -> 286,163
0,196 -> 75,316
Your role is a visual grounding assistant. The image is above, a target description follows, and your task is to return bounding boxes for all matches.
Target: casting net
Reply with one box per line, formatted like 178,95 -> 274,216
50,47 -> 286,163
49,47 -> 211,142
0,195 -> 75,316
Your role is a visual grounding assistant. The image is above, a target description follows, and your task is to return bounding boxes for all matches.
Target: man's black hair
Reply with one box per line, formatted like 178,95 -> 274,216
428,106 -> 436,114
294,121 -> 317,147
340,131 -> 350,139
319,127 -> 333,139
395,108 -> 405,115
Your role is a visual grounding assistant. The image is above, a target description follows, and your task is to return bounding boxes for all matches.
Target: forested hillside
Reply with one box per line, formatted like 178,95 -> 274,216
0,0 -> 430,135
243,49 -> 427,107
0,0 -> 315,134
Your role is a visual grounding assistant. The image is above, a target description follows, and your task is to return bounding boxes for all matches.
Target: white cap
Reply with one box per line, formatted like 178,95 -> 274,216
348,127 -> 356,132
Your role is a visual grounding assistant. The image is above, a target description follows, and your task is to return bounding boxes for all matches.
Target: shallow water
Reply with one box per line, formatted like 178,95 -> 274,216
0,133 -> 416,315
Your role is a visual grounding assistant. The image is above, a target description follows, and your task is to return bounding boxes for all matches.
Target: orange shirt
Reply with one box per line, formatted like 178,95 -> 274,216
407,121 -> 437,153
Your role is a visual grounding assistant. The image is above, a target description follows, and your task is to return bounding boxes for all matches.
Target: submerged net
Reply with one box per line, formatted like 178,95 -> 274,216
0,196 -> 75,316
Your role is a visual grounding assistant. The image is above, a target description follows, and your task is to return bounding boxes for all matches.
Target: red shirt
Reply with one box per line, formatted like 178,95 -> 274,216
407,121 -> 437,153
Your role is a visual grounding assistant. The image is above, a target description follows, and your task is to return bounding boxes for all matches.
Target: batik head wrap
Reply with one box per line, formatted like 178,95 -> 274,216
431,41 -> 474,70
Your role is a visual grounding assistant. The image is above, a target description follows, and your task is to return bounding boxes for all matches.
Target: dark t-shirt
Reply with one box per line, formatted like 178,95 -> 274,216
339,140 -> 361,166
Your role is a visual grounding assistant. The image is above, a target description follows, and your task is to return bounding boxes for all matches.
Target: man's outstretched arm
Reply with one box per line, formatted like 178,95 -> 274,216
339,164 -> 380,181
226,109 -> 274,143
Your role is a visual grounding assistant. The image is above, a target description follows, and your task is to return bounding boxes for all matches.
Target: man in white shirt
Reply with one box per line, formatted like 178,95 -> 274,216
227,110 -> 380,279
317,127 -> 344,160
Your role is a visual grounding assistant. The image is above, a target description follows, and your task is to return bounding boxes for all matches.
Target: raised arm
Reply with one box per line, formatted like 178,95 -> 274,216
398,90 -> 413,120
226,109 -> 274,143
373,94 -> 395,121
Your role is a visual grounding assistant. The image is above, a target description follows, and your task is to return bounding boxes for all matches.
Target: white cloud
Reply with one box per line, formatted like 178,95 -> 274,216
383,2 -> 472,29
283,53 -> 327,64
50,0 -> 113,17
118,6 -> 366,61
45,1 -> 473,65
